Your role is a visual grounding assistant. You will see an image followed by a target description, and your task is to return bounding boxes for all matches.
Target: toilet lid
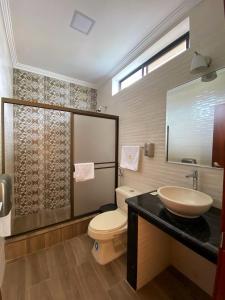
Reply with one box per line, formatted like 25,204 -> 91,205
89,210 -> 127,232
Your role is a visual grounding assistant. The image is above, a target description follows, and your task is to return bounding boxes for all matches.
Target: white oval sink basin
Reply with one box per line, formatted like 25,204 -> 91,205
157,186 -> 213,218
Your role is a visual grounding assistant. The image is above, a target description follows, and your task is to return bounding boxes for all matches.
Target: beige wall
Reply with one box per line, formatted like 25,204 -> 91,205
0,2 -> 13,288
98,0 -> 225,209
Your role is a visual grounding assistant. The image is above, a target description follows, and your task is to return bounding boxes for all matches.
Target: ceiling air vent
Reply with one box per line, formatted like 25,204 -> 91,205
70,10 -> 95,35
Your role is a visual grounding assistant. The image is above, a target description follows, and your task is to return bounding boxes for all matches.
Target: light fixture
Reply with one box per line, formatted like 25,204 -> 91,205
201,71 -> 217,82
190,51 -> 211,74
70,10 -> 95,35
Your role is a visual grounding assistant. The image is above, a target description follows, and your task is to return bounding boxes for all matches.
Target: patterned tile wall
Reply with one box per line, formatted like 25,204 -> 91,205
13,68 -> 97,111
97,0 -> 225,208
13,105 -> 71,216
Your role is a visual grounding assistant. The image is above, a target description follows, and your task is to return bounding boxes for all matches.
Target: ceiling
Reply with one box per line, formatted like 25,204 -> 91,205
8,0 -> 195,85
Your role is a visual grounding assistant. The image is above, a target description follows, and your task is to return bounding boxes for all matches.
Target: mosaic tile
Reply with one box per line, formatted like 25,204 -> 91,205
13,68 -> 97,111
13,69 -> 45,102
12,68 -> 97,216
44,76 -> 70,106
13,105 -> 71,215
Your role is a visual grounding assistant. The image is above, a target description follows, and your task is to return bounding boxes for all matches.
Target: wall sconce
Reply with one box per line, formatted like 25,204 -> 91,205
190,51 -> 211,74
201,71 -> 217,82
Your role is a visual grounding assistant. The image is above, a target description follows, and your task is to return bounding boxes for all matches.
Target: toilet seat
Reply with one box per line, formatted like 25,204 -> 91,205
88,209 -> 127,241
89,209 -> 127,232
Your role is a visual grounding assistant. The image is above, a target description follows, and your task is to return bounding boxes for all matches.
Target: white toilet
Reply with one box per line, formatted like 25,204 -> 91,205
88,186 -> 141,265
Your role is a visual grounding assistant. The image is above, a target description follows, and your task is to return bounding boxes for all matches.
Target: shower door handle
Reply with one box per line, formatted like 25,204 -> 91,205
0,174 -> 12,217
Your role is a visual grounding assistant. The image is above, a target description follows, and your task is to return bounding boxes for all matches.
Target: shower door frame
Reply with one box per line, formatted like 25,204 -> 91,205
1,97 -> 119,236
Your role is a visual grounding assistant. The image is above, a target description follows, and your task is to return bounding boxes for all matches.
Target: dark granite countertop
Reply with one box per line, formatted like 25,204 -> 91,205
126,192 -> 221,264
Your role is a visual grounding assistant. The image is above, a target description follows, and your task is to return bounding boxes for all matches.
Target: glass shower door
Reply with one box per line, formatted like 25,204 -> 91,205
4,104 -> 71,235
73,114 -> 116,216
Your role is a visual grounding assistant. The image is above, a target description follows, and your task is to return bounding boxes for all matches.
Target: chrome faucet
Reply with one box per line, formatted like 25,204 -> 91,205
185,170 -> 198,190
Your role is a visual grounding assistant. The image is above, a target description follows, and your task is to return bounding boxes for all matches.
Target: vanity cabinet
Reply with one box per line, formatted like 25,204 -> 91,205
214,249 -> 225,299
127,208 -> 170,290
126,193 -> 220,295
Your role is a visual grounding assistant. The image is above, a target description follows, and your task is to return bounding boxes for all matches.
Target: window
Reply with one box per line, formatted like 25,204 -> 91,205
112,18 -> 190,95
147,39 -> 188,74
120,69 -> 143,90
119,32 -> 189,91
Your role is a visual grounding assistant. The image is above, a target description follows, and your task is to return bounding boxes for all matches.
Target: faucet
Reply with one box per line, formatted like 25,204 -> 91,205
185,170 -> 198,190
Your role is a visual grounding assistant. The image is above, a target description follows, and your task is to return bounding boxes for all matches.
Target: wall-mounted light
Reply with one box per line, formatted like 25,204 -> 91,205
201,71 -> 217,82
190,51 -> 211,74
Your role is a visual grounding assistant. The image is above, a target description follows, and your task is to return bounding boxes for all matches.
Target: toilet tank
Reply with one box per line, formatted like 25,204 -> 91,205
116,186 -> 141,212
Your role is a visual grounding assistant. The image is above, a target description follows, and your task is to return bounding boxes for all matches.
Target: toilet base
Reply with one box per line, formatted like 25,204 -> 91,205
92,233 -> 127,265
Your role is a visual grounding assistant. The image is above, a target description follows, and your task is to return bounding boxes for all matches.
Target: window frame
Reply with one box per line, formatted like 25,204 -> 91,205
119,32 -> 190,91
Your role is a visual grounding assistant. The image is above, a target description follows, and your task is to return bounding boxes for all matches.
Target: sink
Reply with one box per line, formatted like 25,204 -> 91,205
157,186 -> 213,218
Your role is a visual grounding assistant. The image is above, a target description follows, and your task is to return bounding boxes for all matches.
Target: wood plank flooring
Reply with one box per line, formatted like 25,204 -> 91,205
2,234 -> 211,300
5,215 -> 93,261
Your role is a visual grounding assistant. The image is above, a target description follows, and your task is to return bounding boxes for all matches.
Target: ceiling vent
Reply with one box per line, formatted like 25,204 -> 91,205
70,10 -> 95,35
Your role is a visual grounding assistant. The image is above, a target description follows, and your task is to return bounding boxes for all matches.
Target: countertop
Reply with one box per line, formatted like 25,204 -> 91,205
126,192 -> 221,264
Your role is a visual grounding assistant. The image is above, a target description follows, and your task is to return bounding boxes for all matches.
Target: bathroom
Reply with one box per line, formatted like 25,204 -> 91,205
0,0 -> 225,299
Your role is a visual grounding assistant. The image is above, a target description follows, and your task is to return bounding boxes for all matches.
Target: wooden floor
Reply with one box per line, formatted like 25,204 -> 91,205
2,234 -> 211,300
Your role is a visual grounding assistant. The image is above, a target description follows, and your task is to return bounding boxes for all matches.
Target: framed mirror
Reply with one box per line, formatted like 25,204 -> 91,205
166,67 -> 225,168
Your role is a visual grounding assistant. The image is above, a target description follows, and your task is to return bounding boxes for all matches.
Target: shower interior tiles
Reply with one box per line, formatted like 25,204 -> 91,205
3,95 -> 118,236
5,104 -> 71,235
2,68 -> 98,235
4,68 -> 98,235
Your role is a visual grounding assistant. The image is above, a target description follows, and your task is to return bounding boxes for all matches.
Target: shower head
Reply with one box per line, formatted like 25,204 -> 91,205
96,105 -> 107,113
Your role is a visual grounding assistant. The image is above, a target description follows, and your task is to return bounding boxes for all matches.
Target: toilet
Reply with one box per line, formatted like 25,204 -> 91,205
88,186 -> 141,265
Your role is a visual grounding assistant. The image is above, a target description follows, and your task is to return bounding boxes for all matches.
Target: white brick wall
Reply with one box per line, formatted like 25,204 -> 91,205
98,0 -> 225,208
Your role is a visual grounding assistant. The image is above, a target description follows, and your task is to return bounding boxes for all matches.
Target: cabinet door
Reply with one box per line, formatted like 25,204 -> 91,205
214,247 -> 225,300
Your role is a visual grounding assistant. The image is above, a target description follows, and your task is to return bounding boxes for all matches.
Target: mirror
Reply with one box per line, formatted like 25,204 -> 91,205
166,67 -> 225,168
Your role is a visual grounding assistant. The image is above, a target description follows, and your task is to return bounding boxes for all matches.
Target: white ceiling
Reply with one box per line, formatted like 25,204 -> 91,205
8,0 -> 194,85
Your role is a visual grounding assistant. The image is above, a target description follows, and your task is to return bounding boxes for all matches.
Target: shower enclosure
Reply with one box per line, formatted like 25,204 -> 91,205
73,114 -> 117,216
2,98 -> 118,236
